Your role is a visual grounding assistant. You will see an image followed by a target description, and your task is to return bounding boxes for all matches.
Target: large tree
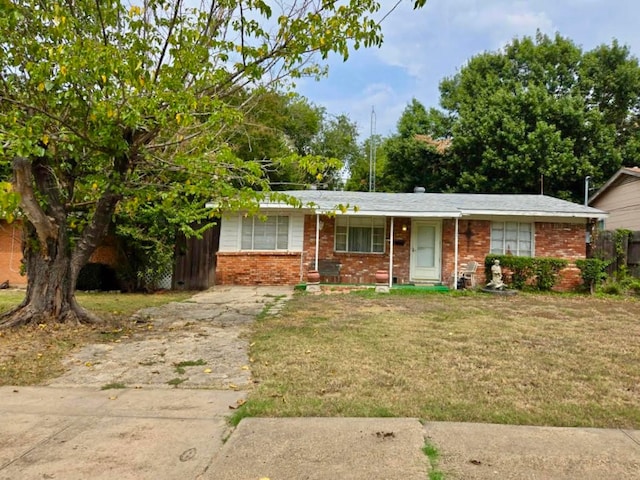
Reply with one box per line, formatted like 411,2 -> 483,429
0,0 -> 424,327
231,92 -> 359,190
377,99 -> 453,192
380,33 -> 640,199
439,33 -> 640,200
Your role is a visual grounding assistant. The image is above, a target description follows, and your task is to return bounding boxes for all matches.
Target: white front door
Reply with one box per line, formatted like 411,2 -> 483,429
410,220 -> 441,282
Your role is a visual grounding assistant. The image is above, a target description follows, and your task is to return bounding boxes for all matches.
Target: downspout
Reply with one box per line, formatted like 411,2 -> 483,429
389,217 -> 394,288
314,213 -> 320,270
453,217 -> 459,290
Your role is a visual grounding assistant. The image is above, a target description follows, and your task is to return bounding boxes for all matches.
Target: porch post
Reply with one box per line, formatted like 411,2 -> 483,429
314,213 -> 320,270
453,217 -> 459,290
389,217 -> 395,288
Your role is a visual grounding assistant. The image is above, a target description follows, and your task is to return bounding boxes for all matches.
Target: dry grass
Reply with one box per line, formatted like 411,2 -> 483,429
245,290 -> 640,428
0,290 -> 192,385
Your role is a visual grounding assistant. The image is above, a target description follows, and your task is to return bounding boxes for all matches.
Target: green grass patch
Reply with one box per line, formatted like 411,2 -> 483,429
101,382 -> 126,390
167,377 -> 187,387
174,359 -> 207,374
423,439 -> 445,480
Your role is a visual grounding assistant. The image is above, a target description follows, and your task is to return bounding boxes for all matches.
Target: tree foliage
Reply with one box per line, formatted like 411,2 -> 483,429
0,0 -> 414,326
376,33 -> 640,201
377,99 -> 453,192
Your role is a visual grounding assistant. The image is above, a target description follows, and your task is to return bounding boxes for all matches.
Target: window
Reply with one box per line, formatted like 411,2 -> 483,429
241,215 -> 289,250
335,216 -> 385,253
490,222 -> 533,256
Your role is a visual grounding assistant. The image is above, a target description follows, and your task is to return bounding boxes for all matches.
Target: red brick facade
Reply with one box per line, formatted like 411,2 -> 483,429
0,221 -> 24,286
215,215 -> 588,291
301,215 -> 413,284
0,221 -> 121,287
215,251 -> 303,285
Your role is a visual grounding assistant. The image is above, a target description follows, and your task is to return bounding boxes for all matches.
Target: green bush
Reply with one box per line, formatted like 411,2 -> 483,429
485,255 -> 567,291
575,259 -> 609,294
627,278 -> 640,296
600,281 -> 623,295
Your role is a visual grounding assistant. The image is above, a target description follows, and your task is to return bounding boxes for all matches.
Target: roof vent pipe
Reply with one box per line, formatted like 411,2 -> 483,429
413,186 -> 426,193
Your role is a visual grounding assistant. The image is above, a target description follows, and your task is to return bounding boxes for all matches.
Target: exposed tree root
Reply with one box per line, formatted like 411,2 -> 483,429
0,303 -> 103,329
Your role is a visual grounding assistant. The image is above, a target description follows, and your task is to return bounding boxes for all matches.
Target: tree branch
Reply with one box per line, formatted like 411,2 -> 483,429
12,157 -> 59,258
152,0 -> 182,85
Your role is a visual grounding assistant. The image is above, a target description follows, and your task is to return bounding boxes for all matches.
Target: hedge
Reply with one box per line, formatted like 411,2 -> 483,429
485,254 -> 568,291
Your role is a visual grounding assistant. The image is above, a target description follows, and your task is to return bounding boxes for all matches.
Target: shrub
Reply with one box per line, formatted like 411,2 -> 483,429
600,281 -> 622,295
575,259 -> 609,294
485,255 -> 567,291
534,258 -> 568,291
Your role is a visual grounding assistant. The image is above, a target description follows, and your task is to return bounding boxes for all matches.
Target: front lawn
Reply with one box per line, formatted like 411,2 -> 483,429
243,290 -> 640,428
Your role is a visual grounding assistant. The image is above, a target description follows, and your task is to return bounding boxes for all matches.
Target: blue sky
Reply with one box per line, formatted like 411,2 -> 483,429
296,0 -> 640,139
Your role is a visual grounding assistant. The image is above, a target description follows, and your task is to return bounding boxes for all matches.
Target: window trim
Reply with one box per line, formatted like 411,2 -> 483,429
240,214 -> 290,251
490,221 -> 534,257
334,216 -> 386,254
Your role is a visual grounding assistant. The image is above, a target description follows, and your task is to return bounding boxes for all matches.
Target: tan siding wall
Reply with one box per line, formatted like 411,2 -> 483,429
591,178 -> 640,230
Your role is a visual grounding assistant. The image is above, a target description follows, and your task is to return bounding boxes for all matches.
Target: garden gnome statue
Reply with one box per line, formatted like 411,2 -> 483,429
486,259 -> 505,290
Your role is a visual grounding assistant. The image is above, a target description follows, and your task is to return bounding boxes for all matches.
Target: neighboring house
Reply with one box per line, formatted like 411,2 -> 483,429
215,190 -> 607,291
589,167 -> 640,230
0,220 -> 121,288
0,220 -> 24,286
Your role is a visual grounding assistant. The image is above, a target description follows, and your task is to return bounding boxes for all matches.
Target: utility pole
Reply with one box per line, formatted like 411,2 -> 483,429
369,106 -> 376,192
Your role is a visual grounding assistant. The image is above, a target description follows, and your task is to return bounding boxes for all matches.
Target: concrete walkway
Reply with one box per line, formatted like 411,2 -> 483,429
1,286 -> 639,479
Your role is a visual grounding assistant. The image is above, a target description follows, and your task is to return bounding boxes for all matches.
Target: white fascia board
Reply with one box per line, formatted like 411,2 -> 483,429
332,210 -> 461,218
460,210 -> 608,220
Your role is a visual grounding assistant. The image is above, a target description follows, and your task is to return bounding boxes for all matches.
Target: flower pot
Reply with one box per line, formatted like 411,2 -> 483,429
307,269 -> 320,283
375,270 -> 389,284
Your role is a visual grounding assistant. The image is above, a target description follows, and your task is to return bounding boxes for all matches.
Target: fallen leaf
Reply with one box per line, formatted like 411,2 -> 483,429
85,362 -> 93,367
305,350 -> 311,354
109,396 -> 117,400
241,365 -> 249,370
228,383 -> 239,390
249,342 -> 256,347
203,368 -> 212,374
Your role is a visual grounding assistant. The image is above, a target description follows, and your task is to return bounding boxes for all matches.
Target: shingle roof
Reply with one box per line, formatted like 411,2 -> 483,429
261,190 -> 607,219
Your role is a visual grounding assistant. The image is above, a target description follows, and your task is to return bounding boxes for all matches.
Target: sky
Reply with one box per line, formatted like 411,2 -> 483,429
296,0 -> 640,139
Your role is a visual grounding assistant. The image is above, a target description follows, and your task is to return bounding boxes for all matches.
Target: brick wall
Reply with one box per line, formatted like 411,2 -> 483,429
443,220 -> 586,291
215,251 -> 302,285
443,219 -> 491,287
0,221 -> 121,287
302,215 -> 413,284
0,222 -> 25,286
535,222 -> 586,291
214,215 -> 588,291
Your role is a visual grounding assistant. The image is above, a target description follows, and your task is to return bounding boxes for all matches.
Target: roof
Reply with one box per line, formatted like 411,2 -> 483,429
260,190 -> 607,219
589,167 -> 640,204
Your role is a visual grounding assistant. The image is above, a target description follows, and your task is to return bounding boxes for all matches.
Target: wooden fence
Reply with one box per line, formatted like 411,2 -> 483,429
589,230 -> 640,278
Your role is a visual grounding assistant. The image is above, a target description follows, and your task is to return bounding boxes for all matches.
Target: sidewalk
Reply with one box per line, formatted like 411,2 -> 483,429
2,386 -> 639,479
1,286 -> 639,479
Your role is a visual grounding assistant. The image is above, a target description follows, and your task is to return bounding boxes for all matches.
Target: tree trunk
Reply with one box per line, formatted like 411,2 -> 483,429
0,222 -> 101,328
